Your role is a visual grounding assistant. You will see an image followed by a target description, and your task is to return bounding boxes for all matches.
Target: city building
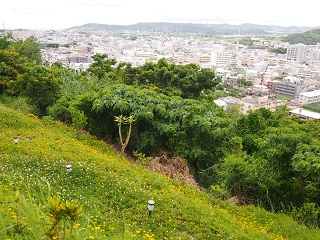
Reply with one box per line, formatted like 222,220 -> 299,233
211,45 -> 234,67
263,80 -> 280,91
241,96 -> 279,113
261,72 -> 274,84
289,108 -> 320,120
286,44 -> 308,64
298,90 -> 320,105
252,85 -> 269,93
199,55 -> 211,63
275,82 -> 304,97
215,96 -> 283,114
69,54 -> 92,64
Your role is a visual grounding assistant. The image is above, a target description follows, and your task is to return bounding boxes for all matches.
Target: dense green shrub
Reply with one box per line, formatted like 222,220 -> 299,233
291,203 -> 320,228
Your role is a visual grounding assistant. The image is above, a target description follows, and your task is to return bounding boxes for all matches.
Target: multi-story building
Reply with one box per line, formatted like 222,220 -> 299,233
173,53 -> 186,64
199,55 -> 211,63
287,44 -> 308,64
211,45 -> 234,67
275,82 -> 299,97
211,51 -> 234,66
69,54 -> 92,64
298,90 -> 320,105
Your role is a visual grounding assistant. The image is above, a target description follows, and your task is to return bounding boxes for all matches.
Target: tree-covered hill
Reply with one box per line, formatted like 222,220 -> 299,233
1,104 -> 320,239
282,28 -> 320,45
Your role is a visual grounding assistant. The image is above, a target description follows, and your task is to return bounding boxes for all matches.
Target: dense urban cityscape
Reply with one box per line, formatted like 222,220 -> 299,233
4,24 -> 320,120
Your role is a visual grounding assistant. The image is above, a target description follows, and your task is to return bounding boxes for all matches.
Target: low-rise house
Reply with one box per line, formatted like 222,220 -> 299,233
215,96 -> 283,114
289,108 -> 320,120
252,85 -> 269,93
241,96 -> 279,113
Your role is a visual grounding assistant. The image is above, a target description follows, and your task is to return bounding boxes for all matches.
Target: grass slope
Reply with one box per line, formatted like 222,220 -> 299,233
0,104 -> 319,239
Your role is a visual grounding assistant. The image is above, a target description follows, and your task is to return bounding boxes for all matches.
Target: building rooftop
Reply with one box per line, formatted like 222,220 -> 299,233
219,97 -> 243,105
214,99 -> 228,108
289,108 -> 320,120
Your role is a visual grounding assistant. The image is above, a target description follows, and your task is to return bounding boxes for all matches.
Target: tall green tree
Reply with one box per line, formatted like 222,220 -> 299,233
12,36 -> 42,65
121,59 -> 220,99
0,33 -> 13,50
10,65 -> 62,115
0,49 -> 26,94
87,53 -> 117,79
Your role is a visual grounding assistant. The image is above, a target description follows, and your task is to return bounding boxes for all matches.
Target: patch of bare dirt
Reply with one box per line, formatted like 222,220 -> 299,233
147,153 -> 199,189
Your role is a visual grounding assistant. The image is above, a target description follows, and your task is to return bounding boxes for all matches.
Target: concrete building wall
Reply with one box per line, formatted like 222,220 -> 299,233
287,44 -> 308,64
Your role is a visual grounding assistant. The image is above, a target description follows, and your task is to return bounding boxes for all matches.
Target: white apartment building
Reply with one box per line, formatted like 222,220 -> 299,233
246,69 -> 258,77
211,51 -> 234,66
298,90 -> 320,105
210,44 -> 235,67
287,44 -> 308,64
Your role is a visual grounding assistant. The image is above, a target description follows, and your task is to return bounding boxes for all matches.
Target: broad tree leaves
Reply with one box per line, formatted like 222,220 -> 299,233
292,140 -> 320,178
11,66 -> 62,115
226,109 -> 320,209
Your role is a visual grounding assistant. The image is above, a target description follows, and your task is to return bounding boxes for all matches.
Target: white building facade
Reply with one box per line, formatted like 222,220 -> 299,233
298,90 -> 320,105
287,44 -> 308,64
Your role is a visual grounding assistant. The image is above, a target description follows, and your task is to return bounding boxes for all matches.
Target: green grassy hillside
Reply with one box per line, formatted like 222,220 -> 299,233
0,103 -> 319,239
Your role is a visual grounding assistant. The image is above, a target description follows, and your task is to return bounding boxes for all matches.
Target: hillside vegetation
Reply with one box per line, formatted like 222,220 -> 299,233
282,28 -> 320,45
1,104 -> 320,239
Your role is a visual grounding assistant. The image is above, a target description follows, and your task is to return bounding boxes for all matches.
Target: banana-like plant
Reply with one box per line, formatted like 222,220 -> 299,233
46,195 -> 82,240
64,200 -> 82,240
115,115 -> 135,157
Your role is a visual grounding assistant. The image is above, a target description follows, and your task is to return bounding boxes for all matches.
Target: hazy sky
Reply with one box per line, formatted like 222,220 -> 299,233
1,0 -> 320,30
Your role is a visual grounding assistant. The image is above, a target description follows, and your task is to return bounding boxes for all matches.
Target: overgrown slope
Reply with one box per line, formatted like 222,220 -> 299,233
0,104 -> 319,239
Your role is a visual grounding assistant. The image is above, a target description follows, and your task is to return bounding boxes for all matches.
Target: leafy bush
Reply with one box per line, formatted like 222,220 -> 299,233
209,185 -> 230,200
133,151 -> 152,167
291,202 -> 320,228
0,94 -> 36,114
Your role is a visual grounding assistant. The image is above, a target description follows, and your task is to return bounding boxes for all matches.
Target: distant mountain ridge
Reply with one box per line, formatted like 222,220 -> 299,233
68,22 -> 319,35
